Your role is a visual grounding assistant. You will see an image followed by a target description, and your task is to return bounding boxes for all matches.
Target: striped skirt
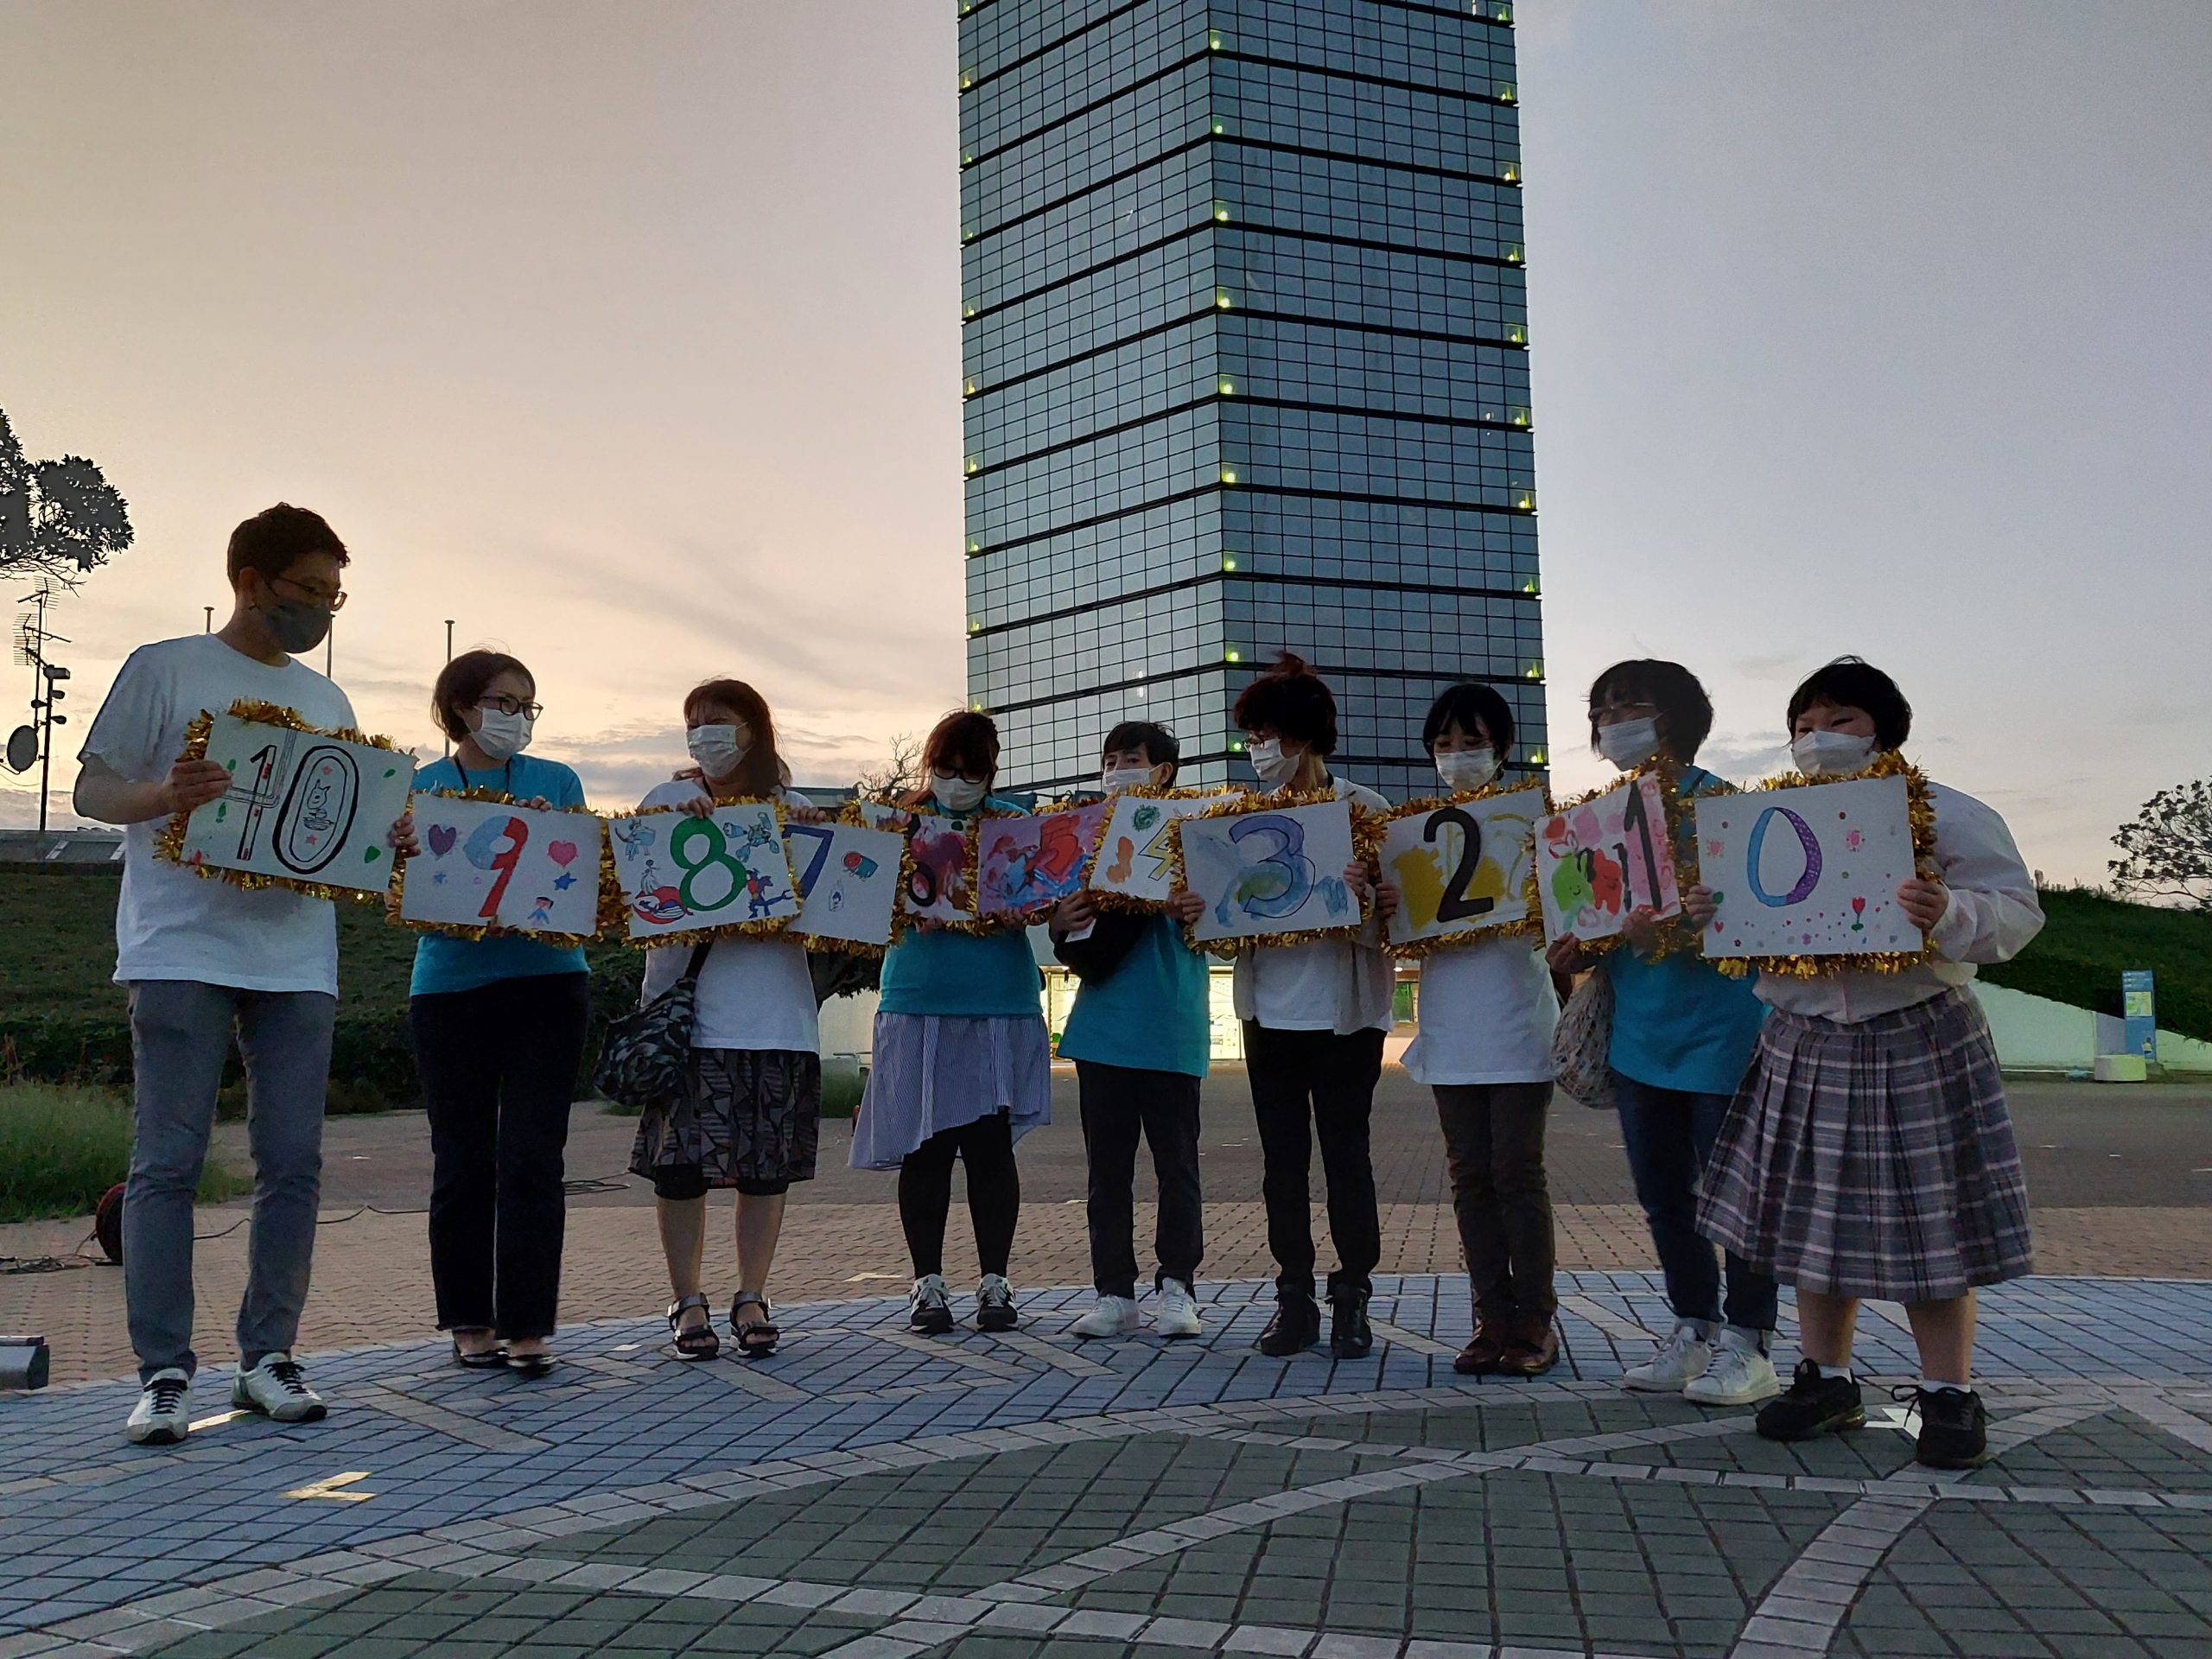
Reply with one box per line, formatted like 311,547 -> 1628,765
1696,988 -> 2033,1302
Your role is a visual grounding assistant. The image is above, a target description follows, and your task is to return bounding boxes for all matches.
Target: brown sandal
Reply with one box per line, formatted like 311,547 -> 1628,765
667,1294 -> 721,1361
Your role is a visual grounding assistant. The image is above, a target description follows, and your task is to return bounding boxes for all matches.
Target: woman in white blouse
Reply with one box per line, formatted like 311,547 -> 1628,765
1690,658 -> 2043,1471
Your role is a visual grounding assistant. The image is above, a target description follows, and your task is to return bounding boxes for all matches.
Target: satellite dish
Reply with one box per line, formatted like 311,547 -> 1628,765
4,725 -> 36,774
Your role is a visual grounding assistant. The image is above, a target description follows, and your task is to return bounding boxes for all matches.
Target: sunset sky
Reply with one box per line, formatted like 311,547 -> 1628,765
3,1 -> 2206,885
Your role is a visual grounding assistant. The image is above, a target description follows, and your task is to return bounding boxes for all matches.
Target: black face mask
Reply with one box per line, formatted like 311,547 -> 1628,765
261,599 -> 332,654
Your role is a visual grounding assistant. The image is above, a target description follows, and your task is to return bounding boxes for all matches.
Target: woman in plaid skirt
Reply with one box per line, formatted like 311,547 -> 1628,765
1691,659 -> 2044,1470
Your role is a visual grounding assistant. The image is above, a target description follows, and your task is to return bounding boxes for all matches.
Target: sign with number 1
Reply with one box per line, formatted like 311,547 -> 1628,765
1535,773 -> 1681,945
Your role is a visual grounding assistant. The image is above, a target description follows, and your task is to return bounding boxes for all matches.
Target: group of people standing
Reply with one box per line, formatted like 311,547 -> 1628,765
79,505 -> 2042,1475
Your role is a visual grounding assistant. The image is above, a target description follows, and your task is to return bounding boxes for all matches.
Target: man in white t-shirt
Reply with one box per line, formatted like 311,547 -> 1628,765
74,503 -> 410,1446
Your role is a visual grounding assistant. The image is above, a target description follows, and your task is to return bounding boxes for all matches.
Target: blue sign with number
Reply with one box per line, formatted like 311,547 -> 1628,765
2121,969 -> 2158,1063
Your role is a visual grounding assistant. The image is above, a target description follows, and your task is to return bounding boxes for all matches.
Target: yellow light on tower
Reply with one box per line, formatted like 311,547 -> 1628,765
1505,244 -> 1524,264
966,457 -> 981,475
1529,747 -> 1547,766
1223,554 -> 1238,571
963,379 -> 978,397
1221,467 -> 1238,485
1215,289 -> 1233,309
1508,322 -> 1528,345
1214,204 -> 1231,222
1516,492 -> 1533,510
1524,662 -> 1542,680
1225,648 -> 1242,664
1503,163 -> 1519,184
1218,378 -> 1235,396
1208,30 -> 1224,49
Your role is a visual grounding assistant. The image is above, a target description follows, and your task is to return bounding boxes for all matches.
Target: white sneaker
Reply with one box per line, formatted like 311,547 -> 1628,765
1154,1280 -> 1203,1340
231,1351 -> 327,1423
976,1274 -> 1020,1332
1071,1294 -> 1142,1339
127,1368 -> 191,1446
1683,1328 -> 1781,1406
909,1274 -> 955,1335
1624,1319 -> 1713,1394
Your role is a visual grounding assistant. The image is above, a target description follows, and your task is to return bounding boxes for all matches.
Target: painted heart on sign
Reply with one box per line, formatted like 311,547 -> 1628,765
427,824 -> 458,858
547,841 -> 580,868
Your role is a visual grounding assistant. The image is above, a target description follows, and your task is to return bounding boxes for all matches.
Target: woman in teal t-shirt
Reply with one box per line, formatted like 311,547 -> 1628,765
404,651 -> 591,1377
848,711 -> 1049,1338
1047,721 -> 1211,1344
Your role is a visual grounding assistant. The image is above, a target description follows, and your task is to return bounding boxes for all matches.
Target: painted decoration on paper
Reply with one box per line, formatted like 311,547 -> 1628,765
398,796 -> 604,941
977,801 -> 1110,923
786,819 -> 903,948
1087,791 -> 1230,908
1697,773 -> 1923,960
1378,785 -> 1544,950
175,713 -> 416,895
1535,774 -> 1680,944
604,799 -> 801,942
1177,798 -> 1362,948
901,810 -> 976,925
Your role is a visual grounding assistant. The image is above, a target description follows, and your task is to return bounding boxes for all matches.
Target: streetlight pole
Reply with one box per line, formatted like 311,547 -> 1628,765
443,620 -> 454,756
203,606 -> 213,633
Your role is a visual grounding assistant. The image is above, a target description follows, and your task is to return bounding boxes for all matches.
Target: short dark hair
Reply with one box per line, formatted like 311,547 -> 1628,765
1586,658 -> 1713,764
1102,720 -> 1180,780
226,503 -> 349,586
1787,657 -> 1912,750
1421,683 -> 1516,759
432,651 -> 532,744
1231,652 -> 1337,754
904,710 -> 1001,807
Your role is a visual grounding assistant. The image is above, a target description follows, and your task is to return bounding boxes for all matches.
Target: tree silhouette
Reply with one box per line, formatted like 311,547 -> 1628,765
2110,779 -> 2212,911
855,732 -> 923,801
0,408 -> 134,588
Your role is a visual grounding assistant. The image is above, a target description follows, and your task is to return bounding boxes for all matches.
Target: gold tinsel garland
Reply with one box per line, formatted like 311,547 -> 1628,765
1084,785 -> 1240,915
1708,749 -> 1940,979
1535,759 -> 1704,962
1166,785 -> 1379,960
848,798 -> 996,943
384,787 -> 612,950
153,701 -> 415,906
1370,779 -> 1550,960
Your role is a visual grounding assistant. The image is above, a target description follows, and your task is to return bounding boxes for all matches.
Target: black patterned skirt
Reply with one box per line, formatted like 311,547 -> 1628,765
1697,988 -> 2032,1302
628,1047 -> 822,1190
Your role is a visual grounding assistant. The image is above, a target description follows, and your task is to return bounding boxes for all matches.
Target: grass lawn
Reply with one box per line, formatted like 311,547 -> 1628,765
1980,886 -> 2212,1039
0,1082 -> 246,1223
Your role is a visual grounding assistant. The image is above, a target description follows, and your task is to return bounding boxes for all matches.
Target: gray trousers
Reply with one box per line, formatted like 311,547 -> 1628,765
124,980 -> 334,1383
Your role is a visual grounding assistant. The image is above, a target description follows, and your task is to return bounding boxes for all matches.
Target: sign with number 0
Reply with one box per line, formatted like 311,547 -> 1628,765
170,710 -> 416,897
1376,784 -> 1545,951
1696,773 -> 1922,961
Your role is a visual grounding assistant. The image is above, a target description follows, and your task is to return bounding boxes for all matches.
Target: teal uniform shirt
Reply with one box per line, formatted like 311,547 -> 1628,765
407,755 -> 592,998
1599,765 -> 1768,1095
1057,912 -> 1210,1078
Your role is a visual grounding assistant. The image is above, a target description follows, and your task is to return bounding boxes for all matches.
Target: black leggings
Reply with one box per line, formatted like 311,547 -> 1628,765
898,1113 -> 1020,1279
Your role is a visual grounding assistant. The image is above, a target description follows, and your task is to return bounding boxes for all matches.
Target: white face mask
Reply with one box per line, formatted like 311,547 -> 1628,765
1244,737 -> 1301,786
1597,717 -> 1661,771
931,772 -> 987,813
687,723 -> 747,779
1101,765 -> 1154,796
1435,747 -> 1499,791
1792,729 -> 1877,777
473,708 -> 534,763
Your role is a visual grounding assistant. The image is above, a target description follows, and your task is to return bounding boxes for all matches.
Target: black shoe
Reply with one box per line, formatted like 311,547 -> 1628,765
1900,1384 -> 1989,1470
1328,1289 -> 1374,1361
1755,1359 -> 1866,1442
1255,1294 -> 1320,1357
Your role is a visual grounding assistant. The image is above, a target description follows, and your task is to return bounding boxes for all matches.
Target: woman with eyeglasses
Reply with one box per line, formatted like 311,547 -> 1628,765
404,650 -> 592,1376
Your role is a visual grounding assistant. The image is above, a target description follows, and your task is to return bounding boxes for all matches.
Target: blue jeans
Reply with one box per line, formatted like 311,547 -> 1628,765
124,981 -> 334,1383
1612,1074 -> 1777,1339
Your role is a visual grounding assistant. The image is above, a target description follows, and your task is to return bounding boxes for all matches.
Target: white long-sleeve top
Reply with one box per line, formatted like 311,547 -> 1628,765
1755,780 -> 2044,1025
1232,777 -> 1398,1035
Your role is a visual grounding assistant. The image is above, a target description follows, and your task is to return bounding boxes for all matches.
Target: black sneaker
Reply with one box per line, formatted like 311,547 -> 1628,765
1255,1294 -> 1320,1357
1900,1384 -> 1989,1470
1754,1359 -> 1866,1442
908,1274 -> 955,1336
1328,1289 -> 1374,1360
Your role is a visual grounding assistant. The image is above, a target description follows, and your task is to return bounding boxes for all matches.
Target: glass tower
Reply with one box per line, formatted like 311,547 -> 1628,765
961,0 -> 1541,800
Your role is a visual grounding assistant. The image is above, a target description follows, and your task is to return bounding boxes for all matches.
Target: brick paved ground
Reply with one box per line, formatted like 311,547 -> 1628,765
3,1071 -> 2209,1658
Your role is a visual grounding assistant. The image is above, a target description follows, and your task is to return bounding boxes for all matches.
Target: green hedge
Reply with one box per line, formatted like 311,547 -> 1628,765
0,1082 -> 246,1222
1979,886 -> 2212,1041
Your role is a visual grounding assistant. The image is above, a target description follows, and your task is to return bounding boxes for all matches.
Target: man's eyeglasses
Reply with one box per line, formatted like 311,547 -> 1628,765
271,575 -> 347,613
477,696 -> 544,720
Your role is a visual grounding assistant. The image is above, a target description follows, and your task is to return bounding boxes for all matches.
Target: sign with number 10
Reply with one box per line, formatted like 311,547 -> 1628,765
1535,773 -> 1681,945
172,711 -> 416,896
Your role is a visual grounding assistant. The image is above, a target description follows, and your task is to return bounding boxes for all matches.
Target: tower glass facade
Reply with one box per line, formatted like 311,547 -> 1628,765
961,0 -> 1541,801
